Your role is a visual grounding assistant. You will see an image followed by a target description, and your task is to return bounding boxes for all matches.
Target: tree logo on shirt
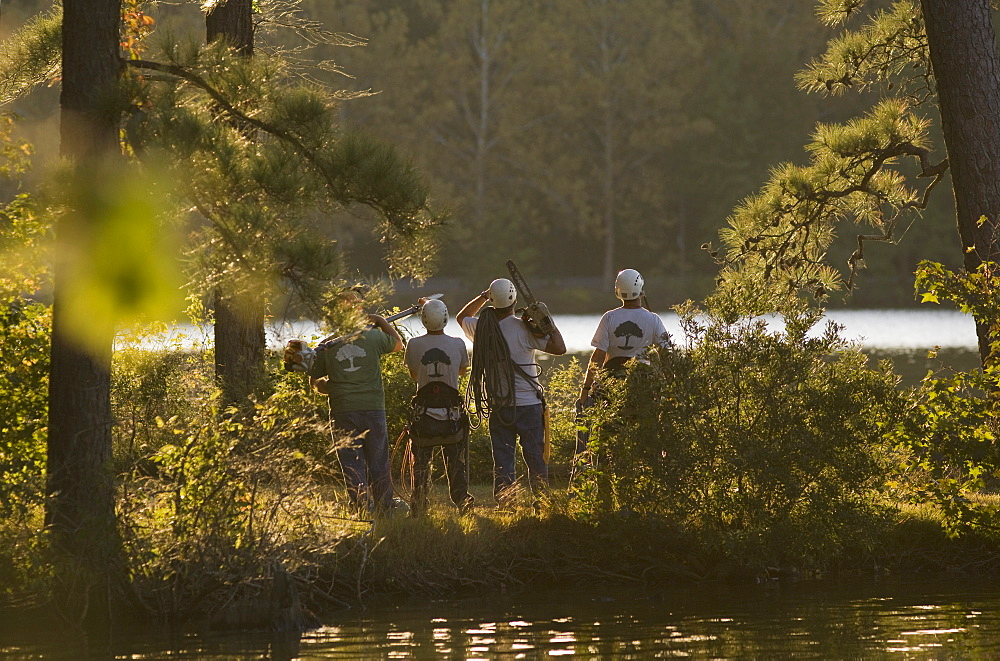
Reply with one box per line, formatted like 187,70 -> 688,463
614,320 -> 643,350
336,343 -> 367,372
421,347 -> 451,378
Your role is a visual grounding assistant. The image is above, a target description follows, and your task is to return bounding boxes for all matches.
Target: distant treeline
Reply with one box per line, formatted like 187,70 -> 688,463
302,0 -> 961,307
4,0 -> 962,309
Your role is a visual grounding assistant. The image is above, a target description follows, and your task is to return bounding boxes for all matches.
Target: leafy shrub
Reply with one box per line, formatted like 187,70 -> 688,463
579,302 -> 904,569
118,371 -> 340,619
890,259 -> 1000,535
0,300 -> 49,519
540,357 -> 587,480
888,363 -> 1000,536
111,339 -> 214,471
0,185 -> 49,520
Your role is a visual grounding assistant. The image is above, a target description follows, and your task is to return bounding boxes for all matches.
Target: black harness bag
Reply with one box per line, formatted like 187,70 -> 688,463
408,382 -> 468,447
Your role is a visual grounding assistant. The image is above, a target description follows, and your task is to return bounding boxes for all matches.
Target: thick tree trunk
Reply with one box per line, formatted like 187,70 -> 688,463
207,0 -> 262,411
47,0 -> 123,628
214,290 -> 266,409
922,0 -> 1000,367
206,0 -> 254,55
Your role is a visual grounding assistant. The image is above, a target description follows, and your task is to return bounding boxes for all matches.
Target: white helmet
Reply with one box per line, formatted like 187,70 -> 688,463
615,268 -> 644,300
420,299 -> 449,331
488,278 -> 517,308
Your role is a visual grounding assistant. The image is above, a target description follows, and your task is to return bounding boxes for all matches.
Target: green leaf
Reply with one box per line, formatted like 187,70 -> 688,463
55,161 -> 185,356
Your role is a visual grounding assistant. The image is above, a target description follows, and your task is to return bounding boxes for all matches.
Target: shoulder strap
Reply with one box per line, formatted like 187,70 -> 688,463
510,360 -> 546,406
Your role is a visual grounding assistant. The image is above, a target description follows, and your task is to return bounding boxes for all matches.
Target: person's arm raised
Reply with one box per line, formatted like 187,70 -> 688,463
369,313 -> 403,352
543,324 -> 566,356
456,289 -> 490,326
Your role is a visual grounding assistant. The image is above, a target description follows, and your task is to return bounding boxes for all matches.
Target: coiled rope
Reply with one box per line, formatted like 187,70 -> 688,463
465,307 -> 518,427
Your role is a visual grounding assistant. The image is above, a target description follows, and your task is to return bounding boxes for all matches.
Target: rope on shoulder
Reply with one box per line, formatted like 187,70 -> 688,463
465,307 -> 517,427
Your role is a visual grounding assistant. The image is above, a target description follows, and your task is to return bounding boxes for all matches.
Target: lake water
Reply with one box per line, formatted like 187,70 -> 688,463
267,308 -> 979,355
4,576 -> 1000,658
132,308 -> 978,355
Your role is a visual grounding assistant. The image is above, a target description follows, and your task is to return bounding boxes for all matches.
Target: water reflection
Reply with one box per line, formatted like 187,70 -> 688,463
2,576 -> 999,658
289,577 -> 1000,659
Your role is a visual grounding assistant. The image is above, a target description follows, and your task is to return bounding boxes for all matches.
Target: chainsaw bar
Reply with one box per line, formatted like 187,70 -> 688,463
506,260 -> 556,336
317,293 -> 442,349
506,260 -> 537,306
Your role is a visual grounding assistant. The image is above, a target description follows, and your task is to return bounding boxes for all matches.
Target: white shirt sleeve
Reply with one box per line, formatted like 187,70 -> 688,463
652,313 -> 668,346
460,316 -> 478,342
591,312 -> 612,351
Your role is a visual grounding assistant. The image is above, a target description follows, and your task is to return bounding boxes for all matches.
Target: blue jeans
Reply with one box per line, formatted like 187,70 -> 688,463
330,410 -> 393,513
488,404 -> 547,501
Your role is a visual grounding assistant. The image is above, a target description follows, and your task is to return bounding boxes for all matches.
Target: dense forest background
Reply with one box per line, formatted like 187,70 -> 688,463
0,0 -> 962,310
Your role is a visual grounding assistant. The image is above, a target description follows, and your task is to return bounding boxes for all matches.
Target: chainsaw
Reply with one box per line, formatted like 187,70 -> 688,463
506,260 -> 556,337
283,294 -> 442,372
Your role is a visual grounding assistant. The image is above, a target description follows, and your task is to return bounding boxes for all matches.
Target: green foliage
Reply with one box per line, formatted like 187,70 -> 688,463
915,258 -> 1000,361
0,120 -> 48,520
0,6 -> 62,106
578,300 -> 904,569
124,36 -> 441,319
717,98 -> 942,313
0,300 -> 50,519
801,1 -> 927,98
0,115 -> 32,179
117,364 -> 339,618
889,364 -> 1000,537
709,0 -> 965,316
540,357 -> 587,479
382,348 -> 416,462
883,259 -> 1000,535
111,338 -> 215,472
0,508 -> 49,600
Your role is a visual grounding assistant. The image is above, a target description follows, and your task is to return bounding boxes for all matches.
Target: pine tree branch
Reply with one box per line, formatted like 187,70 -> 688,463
728,138 -> 949,296
0,8 -> 62,106
846,166 -> 948,289
123,57 -> 418,226
126,59 -> 325,177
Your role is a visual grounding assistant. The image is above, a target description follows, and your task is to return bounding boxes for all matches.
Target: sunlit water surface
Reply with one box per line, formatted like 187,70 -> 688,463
139,308 -> 979,355
4,577 -> 1000,659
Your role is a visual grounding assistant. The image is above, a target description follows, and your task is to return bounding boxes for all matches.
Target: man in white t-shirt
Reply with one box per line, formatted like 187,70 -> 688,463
457,278 -> 566,506
403,298 -> 474,515
574,269 -> 668,478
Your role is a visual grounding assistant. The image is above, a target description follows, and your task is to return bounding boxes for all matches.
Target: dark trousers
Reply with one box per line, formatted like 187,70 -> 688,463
330,409 -> 393,513
488,403 -> 547,501
410,438 -> 472,512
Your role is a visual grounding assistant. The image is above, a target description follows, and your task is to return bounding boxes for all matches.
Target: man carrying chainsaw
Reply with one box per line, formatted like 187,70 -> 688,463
403,298 -> 475,516
309,291 -> 403,516
573,268 -> 668,479
457,273 -> 566,507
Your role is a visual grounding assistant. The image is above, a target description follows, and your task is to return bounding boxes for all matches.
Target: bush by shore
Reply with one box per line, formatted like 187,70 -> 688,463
3,304 -> 1000,630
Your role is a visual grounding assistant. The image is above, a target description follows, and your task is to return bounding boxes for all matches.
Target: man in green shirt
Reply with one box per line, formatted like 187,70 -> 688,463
309,306 -> 403,515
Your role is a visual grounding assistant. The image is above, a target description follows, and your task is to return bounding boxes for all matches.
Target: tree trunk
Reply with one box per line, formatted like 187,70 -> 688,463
47,0 -> 124,628
207,0 -> 262,411
922,0 -> 1000,367
206,0 -> 254,55
214,290 -> 266,409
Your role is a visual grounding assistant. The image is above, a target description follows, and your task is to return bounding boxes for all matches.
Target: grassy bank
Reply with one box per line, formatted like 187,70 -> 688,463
3,312 -> 998,630
3,482 -> 1000,631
